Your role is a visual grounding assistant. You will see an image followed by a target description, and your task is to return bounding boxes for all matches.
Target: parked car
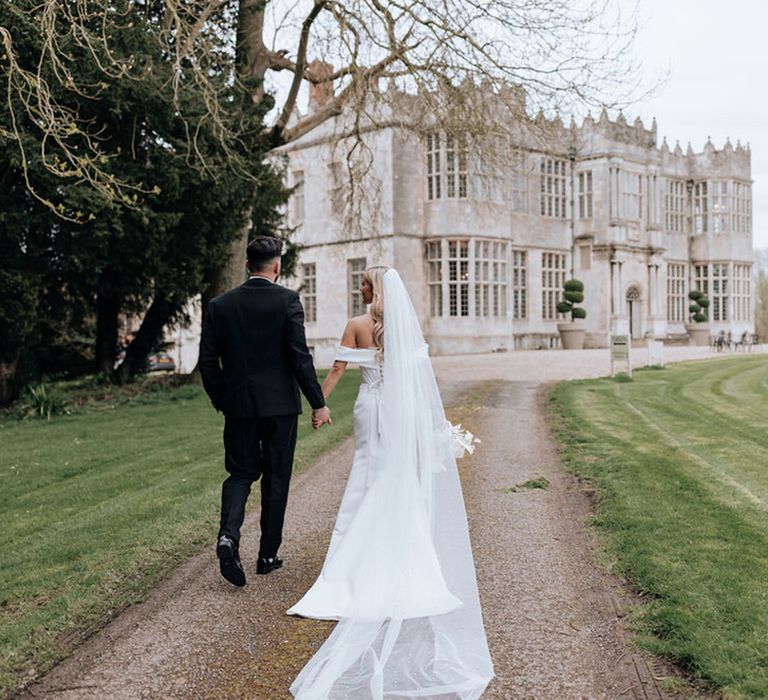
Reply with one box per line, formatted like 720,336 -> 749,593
146,352 -> 176,372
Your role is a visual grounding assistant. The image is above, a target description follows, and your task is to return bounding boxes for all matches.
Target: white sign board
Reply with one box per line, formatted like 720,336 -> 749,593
610,335 -> 632,378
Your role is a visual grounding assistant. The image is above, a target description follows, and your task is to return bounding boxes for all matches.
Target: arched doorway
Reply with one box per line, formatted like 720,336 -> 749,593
626,286 -> 643,339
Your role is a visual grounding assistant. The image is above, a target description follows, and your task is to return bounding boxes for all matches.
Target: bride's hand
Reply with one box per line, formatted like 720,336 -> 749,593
312,406 -> 332,429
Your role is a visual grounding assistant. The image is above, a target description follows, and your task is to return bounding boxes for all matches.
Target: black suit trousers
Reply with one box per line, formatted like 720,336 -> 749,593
218,414 -> 298,559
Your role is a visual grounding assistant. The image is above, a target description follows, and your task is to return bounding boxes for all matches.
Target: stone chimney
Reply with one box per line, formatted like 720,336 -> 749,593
308,60 -> 334,112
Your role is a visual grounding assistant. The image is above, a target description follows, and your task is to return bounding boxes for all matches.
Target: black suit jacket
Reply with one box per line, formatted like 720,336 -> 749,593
198,277 -> 325,417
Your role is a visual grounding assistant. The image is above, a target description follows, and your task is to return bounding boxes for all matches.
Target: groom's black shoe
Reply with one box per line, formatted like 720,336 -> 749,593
256,555 -> 283,575
216,535 -> 246,587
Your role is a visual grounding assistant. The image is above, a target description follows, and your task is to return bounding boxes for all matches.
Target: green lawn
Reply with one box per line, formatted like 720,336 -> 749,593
0,372 -> 359,696
550,356 -> 768,698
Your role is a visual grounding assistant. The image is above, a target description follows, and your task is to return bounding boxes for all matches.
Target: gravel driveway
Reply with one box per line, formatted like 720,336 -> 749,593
23,347 -> 740,699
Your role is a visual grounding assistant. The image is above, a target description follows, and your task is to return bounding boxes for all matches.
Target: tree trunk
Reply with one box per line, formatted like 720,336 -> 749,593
203,214 -> 251,302
115,293 -> 176,384
198,0 -> 266,303
95,288 -> 122,376
0,356 -> 19,407
192,0 -> 271,373
191,214 -> 251,379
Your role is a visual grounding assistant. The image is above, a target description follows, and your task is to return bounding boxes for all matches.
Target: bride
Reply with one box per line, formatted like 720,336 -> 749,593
288,266 -> 494,699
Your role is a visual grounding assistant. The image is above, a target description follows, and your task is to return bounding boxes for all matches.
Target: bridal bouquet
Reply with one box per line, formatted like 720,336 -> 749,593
445,422 -> 480,459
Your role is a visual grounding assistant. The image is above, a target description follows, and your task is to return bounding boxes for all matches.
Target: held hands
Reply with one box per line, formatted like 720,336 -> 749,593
312,406 -> 332,430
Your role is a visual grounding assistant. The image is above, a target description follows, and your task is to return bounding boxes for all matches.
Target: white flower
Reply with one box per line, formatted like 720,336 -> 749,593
447,422 -> 481,459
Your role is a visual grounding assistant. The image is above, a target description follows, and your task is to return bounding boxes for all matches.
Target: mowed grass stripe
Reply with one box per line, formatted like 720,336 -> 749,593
615,361 -> 768,522
622,400 -> 768,511
622,398 -> 768,514
623,363 -> 768,509
655,370 -> 749,432
550,356 -> 768,697
686,361 -> 768,428
0,372 -> 360,696
674,360 -> 768,430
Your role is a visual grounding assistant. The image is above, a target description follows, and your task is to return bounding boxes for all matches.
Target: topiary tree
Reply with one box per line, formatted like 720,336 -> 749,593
556,279 -> 587,321
688,290 -> 710,323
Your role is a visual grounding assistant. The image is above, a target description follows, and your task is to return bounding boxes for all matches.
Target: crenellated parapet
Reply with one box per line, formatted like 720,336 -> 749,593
687,137 -> 751,181
656,135 -> 751,181
575,108 -> 657,151
568,108 -> 751,185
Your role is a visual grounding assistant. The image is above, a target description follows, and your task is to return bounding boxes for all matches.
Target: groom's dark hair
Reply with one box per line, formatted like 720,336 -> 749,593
247,236 -> 283,270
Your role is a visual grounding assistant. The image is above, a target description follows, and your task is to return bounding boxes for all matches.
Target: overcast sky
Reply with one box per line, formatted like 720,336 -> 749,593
626,0 -> 767,248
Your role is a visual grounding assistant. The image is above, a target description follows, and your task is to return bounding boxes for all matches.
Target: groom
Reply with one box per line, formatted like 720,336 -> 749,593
199,236 -> 331,587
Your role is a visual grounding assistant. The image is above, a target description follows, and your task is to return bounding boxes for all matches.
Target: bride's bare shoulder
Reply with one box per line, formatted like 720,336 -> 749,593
342,315 -> 375,348
339,315 -> 370,348
349,313 -> 374,327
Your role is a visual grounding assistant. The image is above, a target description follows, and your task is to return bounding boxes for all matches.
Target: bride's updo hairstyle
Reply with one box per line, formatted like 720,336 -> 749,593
363,265 -> 389,357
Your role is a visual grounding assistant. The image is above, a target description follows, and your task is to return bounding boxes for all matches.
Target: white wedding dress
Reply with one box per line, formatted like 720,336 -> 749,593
288,270 -> 493,699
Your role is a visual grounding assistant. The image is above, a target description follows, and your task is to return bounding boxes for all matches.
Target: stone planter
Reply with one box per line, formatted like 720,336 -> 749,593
557,322 -> 587,350
686,323 -> 710,347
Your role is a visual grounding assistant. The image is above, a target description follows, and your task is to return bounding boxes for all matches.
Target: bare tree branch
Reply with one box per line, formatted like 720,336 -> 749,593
281,49 -> 402,142
1,0 -> 655,220
268,50 -> 355,84
274,0 -> 330,133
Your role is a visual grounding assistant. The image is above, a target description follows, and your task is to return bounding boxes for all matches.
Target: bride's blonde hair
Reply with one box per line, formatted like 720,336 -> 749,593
364,265 -> 389,356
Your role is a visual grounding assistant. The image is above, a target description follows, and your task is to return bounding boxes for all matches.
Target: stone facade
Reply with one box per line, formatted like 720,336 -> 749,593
278,100 -> 754,367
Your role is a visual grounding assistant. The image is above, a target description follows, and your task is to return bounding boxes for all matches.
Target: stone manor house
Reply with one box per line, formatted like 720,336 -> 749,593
278,88 -> 754,367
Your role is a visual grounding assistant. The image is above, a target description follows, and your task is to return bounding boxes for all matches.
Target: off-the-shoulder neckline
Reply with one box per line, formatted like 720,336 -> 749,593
338,345 -> 377,351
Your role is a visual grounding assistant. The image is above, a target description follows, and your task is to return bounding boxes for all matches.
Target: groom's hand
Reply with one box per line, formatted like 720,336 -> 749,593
312,406 -> 332,429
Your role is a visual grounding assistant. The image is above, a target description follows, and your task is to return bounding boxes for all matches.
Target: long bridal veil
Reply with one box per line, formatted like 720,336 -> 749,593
290,269 -> 494,699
